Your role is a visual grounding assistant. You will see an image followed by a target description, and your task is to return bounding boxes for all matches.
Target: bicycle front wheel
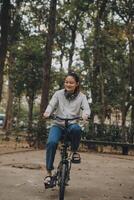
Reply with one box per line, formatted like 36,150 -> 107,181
59,163 -> 67,200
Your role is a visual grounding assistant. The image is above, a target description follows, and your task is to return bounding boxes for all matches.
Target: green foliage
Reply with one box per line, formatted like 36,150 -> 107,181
11,35 -> 44,98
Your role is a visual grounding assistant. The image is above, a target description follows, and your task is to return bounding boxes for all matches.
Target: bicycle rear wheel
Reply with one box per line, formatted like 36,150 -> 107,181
59,163 -> 67,200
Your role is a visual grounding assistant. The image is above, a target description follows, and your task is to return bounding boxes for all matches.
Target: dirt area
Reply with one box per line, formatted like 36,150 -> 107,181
0,144 -> 134,200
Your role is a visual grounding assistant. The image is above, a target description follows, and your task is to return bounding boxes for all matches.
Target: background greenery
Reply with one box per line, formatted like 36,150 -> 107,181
0,0 -> 134,145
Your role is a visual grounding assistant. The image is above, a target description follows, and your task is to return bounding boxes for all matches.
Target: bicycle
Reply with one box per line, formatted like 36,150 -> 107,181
45,115 -> 81,200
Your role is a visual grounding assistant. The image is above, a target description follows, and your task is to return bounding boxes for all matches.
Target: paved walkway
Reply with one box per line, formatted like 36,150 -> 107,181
0,150 -> 134,200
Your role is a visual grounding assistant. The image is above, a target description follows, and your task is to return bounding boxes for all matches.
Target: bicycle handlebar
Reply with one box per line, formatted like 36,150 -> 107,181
49,115 -> 82,121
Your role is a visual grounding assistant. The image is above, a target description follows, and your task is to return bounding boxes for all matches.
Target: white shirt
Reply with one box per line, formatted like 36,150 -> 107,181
45,89 -> 91,123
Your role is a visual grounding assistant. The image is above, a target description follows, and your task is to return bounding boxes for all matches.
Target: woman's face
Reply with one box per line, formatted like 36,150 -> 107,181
64,76 -> 79,93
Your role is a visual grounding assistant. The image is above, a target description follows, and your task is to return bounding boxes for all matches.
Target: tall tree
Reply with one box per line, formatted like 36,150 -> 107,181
11,36 -> 43,131
0,0 -> 11,102
40,0 -> 57,115
114,0 -> 134,141
91,0 -> 108,124
3,0 -> 23,133
3,53 -> 14,136
57,0 -> 94,71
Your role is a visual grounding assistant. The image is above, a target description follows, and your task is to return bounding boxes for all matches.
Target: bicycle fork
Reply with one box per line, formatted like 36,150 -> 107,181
56,159 -> 71,186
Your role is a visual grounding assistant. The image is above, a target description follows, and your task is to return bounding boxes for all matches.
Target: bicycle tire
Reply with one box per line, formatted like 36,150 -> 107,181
59,163 -> 67,200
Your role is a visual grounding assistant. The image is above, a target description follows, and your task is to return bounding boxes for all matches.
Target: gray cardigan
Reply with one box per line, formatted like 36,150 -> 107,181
45,89 -> 91,123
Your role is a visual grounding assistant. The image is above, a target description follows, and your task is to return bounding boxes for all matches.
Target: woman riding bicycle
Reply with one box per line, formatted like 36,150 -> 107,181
43,71 -> 91,188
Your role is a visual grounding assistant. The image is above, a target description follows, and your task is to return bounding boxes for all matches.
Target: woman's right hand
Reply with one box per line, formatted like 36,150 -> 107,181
43,112 -> 50,118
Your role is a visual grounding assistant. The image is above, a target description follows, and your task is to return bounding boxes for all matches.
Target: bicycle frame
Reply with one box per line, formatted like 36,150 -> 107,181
49,115 -> 81,200
57,126 -> 72,187
48,115 -> 81,200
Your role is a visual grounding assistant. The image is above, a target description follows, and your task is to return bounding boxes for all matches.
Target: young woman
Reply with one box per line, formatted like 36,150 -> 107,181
43,71 -> 91,187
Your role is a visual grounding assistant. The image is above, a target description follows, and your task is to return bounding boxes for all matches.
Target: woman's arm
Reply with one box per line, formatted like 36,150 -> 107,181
81,95 -> 91,120
43,91 -> 59,117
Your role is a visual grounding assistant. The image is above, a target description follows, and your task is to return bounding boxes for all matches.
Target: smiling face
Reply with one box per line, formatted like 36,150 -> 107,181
64,75 -> 79,93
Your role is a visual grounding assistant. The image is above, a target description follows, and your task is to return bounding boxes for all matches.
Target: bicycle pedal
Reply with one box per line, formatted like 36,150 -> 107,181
71,160 -> 81,164
44,183 -> 52,189
44,182 -> 56,189
44,177 -> 57,189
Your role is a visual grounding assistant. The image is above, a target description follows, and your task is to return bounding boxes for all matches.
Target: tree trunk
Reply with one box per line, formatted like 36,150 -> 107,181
125,17 -> 134,142
40,0 -> 57,115
99,64 -> 105,124
15,97 -> 21,129
68,26 -> 77,71
3,75 -> 14,138
0,0 -> 11,102
92,0 -> 108,123
68,11 -> 80,71
121,103 -> 128,142
27,94 -> 34,133
129,26 -> 134,129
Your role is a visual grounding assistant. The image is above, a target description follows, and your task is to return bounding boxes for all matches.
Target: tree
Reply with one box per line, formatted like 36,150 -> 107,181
90,0 -> 108,124
40,0 -> 57,115
56,0 -> 94,71
3,0 -> 23,134
12,36 -> 43,131
114,0 -> 134,141
0,0 -> 11,102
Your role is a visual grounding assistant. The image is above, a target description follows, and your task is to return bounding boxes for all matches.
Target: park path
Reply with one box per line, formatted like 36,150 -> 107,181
0,150 -> 134,200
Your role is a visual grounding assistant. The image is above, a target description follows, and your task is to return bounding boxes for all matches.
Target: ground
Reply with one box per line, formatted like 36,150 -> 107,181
0,147 -> 134,200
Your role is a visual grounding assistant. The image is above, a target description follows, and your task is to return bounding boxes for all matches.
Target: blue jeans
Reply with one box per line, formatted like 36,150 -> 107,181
46,124 -> 81,171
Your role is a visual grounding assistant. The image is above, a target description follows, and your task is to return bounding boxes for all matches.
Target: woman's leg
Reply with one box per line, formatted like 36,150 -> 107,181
68,124 -> 82,152
46,125 -> 63,172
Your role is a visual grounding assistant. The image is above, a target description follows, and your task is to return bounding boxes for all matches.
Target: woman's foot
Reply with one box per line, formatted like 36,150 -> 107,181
44,170 -> 52,188
71,152 -> 81,164
44,170 -> 57,189
44,176 -> 53,189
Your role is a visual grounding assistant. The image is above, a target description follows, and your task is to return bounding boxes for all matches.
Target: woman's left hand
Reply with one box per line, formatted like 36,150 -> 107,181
82,114 -> 89,124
